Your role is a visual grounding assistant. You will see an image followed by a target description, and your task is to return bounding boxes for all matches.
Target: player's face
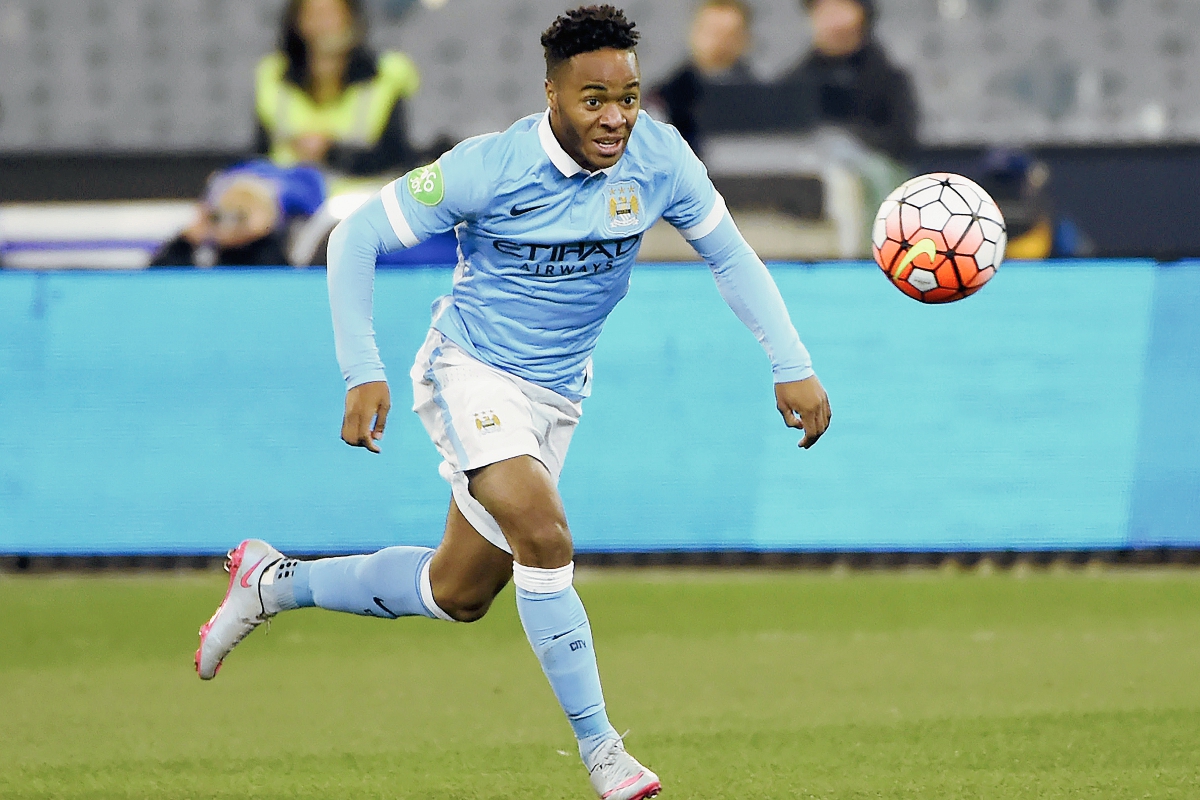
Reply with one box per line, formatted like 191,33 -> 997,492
546,48 -> 641,172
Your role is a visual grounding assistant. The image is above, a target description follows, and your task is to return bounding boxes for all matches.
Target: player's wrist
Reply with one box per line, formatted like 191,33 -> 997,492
773,365 -> 815,384
346,370 -> 388,391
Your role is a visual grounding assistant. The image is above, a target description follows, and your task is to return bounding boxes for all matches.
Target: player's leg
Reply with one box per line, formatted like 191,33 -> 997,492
468,454 -> 660,800
194,498 -> 513,678
280,495 -> 511,621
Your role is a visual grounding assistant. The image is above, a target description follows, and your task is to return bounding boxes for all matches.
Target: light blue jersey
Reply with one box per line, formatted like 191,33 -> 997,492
328,109 -> 813,400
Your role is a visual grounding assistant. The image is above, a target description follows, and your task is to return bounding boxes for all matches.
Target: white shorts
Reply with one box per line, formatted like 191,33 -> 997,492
410,328 -> 583,554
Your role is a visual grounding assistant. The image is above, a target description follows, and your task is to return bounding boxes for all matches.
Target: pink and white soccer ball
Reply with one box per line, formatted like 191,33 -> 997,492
872,172 -> 1007,303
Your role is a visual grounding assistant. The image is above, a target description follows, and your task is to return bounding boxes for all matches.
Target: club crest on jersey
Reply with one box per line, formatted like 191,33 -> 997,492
473,410 -> 502,435
604,181 -> 642,233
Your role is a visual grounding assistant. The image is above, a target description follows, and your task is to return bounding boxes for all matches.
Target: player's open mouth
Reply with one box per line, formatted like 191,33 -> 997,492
594,137 -> 625,157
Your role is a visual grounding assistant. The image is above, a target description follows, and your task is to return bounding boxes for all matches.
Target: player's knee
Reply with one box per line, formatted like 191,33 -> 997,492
510,519 -> 573,567
436,586 -> 498,623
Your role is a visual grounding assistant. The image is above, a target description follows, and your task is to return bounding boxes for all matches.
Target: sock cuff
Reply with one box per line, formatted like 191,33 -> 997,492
512,561 -> 574,594
418,555 -> 457,622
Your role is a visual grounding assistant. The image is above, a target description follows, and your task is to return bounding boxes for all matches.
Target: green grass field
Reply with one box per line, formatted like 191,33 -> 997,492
2,568 -> 1198,799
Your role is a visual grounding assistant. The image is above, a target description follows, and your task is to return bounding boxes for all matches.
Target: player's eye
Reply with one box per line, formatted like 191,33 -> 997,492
622,95 -> 638,105
584,97 -> 601,108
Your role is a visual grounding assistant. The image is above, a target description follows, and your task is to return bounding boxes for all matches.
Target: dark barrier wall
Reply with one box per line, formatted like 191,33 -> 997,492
1,262 -> 1197,554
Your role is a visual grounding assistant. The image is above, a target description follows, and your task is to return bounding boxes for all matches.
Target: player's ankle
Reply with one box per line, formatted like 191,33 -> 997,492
260,558 -> 312,613
578,722 -> 620,762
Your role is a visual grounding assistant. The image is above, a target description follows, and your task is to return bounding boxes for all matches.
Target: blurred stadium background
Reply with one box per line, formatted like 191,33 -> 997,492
1,0 -> 1197,562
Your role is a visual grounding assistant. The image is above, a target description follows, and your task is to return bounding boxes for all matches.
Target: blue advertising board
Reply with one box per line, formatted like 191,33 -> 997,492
1,261 -> 1196,554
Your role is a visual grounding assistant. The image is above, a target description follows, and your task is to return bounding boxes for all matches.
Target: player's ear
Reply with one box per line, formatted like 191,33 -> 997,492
544,77 -> 555,109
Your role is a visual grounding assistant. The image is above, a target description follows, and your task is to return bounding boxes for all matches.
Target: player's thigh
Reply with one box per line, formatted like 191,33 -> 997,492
429,497 -> 513,618
466,455 -> 573,567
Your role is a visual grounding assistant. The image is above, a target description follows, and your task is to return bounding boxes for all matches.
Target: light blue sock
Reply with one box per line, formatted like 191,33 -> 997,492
514,563 -> 618,758
273,546 -> 451,620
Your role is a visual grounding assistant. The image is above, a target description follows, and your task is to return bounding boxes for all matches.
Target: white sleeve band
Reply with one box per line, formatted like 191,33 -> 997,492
512,562 -> 575,594
381,180 -> 420,248
679,193 -> 728,241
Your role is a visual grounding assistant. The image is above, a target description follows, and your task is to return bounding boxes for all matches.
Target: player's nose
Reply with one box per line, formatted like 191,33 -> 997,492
598,103 -> 625,129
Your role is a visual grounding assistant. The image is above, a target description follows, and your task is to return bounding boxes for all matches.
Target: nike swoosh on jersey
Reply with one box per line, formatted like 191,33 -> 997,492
893,237 -> 939,279
510,203 -> 549,216
239,556 -> 267,589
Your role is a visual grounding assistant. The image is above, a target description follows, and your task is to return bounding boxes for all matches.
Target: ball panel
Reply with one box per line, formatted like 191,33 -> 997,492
969,266 -> 997,288
900,175 -> 942,197
905,185 -> 943,208
954,254 -> 980,285
922,286 -> 963,303
919,202 -> 952,231
898,204 -> 923,240
885,209 -> 905,242
934,260 -> 961,289
978,217 -> 1004,243
940,186 -> 973,216
942,214 -> 974,250
907,267 -> 938,292
876,239 -> 904,274
872,200 -> 898,249
894,280 -> 924,301
955,219 -> 985,253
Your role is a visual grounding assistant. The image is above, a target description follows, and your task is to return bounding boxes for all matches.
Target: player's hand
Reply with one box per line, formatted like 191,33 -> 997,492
342,381 -> 391,454
775,375 -> 831,450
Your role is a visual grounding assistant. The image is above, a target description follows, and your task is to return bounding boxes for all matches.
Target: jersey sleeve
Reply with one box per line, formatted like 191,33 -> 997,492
378,135 -> 496,246
661,131 -> 726,242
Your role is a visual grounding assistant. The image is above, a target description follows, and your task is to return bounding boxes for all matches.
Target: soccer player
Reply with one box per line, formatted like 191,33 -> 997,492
195,6 -> 830,799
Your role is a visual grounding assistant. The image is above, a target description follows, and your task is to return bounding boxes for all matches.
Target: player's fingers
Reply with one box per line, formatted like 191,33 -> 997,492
372,403 -> 390,440
778,404 -> 805,430
799,424 -> 824,449
798,405 -> 830,449
341,412 -> 361,446
342,411 -> 379,452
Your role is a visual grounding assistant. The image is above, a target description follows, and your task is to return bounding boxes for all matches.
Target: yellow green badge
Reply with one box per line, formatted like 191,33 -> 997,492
406,162 -> 444,206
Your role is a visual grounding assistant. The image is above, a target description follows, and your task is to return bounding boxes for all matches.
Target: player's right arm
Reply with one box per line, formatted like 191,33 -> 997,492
326,137 -> 494,452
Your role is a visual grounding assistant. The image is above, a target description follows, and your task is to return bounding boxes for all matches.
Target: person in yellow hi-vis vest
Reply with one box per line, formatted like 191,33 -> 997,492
255,0 -> 420,179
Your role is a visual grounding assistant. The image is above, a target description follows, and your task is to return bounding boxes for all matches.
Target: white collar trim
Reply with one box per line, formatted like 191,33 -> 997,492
538,109 -> 617,177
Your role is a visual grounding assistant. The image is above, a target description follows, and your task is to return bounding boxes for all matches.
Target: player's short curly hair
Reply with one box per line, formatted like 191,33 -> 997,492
540,5 -> 640,77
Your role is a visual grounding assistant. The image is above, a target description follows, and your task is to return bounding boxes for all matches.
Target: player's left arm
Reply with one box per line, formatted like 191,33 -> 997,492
689,212 -> 831,448
663,137 -> 831,448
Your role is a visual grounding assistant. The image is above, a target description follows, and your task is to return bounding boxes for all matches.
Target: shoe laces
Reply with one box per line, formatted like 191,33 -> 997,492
589,730 -> 634,774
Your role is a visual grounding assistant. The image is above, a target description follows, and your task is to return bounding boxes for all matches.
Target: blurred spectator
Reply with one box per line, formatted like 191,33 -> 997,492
651,0 -> 755,156
977,149 -> 1092,259
150,161 -> 325,267
778,0 -> 917,164
255,0 -> 420,180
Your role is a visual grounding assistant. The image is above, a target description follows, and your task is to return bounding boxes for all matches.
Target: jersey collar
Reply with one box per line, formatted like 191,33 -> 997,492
538,110 -> 617,178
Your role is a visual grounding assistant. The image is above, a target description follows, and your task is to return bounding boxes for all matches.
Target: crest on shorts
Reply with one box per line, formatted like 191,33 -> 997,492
473,410 -> 502,435
604,181 -> 642,233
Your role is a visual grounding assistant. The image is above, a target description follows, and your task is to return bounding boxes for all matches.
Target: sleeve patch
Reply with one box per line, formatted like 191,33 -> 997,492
406,162 -> 445,206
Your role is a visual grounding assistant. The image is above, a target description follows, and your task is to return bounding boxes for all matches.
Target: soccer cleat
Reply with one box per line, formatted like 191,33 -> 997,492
585,737 -> 662,800
194,539 -> 284,680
